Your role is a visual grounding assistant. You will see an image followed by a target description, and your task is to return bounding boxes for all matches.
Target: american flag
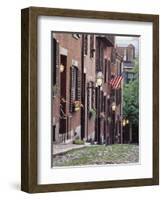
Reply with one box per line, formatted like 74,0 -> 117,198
110,74 -> 123,89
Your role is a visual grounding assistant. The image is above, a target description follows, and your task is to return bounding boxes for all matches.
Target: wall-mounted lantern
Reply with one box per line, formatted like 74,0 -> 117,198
96,71 -> 103,87
60,64 -> 65,72
112,102 -> 116,112
122,119 -> 126,127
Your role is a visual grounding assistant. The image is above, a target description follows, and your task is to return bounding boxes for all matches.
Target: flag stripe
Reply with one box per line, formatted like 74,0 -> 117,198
110,75 -> 123,89
114,76 -> 123,89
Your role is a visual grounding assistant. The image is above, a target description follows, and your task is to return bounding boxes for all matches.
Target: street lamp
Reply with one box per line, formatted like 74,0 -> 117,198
111,102 -> 116,143
96,71 -> 103,144
122,119 -> 126,127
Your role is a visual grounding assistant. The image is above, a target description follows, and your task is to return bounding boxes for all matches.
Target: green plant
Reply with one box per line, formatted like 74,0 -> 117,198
88,108 -> 96,119
73,139 -> 85,145
123,60 -> 139,126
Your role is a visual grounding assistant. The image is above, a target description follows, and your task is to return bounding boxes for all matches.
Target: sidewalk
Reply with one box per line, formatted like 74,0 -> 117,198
53,143 -> 91,155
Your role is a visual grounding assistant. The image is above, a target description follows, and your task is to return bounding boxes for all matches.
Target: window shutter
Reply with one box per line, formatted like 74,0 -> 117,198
84,34 -> 88,55
90,35 -> 94,58
77,69 -> 81,101
69,67 -> 75,112
52,39 -> 60,96
96,39 -> 100,71
108,60 -> 111,82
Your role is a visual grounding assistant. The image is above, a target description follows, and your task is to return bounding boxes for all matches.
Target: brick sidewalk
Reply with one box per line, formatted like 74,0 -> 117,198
53,143 -> 90,155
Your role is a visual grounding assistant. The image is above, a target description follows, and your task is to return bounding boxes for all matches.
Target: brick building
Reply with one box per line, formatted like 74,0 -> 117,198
95,35 -> 114,144
81,34 -> 96,141
52,33 -> 124,145
116,44 -> 136,83
110,52 -> 123,144
52,33 -> 82,143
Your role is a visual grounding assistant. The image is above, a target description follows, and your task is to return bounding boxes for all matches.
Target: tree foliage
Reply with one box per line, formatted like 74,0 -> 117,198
123,59 -> 139,126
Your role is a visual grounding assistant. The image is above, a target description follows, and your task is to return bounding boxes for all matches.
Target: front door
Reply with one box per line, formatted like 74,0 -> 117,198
59,55 -> 67,140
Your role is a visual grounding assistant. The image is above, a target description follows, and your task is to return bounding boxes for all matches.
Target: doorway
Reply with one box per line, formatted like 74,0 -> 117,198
59,55 -> 67,137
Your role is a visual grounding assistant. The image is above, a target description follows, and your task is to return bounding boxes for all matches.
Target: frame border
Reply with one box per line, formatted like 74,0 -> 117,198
21,7 -> 159,193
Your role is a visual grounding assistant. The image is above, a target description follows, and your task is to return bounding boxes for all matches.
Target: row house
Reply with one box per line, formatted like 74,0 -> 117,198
94,36 -> 123,144
116,44 -> 136,83
110,52 -> 124,144
116,43 -> 138,144
52,32 -> 124,145
81,34 -> 96,141
95,35 -> 114,144
52,33 -> 82,143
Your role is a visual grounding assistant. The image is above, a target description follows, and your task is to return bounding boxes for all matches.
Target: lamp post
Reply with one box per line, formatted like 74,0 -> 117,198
96,71 -> 103,144
126,119 -> 129,125
122,118 -> 129,143
111,101 -> 116,144
122,119 -> 126,144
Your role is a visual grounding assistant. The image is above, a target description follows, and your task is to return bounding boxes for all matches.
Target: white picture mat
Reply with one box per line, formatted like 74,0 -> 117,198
37,16 -> 153,184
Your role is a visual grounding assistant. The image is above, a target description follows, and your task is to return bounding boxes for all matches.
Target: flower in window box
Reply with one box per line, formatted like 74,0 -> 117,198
73,101 -> 81,112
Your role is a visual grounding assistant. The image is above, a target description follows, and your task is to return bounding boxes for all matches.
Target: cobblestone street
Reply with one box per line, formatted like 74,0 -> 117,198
53,144 -> 139,167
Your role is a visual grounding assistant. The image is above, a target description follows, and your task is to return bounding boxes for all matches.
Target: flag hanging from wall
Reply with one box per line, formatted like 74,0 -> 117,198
109,75 -> 123,89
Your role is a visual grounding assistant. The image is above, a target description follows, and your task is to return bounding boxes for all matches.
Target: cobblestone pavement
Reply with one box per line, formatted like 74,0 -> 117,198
52,144 -> 139,167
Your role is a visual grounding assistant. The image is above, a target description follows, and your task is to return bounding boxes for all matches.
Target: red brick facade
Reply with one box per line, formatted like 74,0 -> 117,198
52,33 -> 123,144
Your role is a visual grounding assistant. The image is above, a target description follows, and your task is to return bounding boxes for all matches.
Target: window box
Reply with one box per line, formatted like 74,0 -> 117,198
72,100 -> 81,112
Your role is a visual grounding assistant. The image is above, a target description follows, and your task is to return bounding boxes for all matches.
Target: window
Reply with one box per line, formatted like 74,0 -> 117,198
52,38 -> 59,96
87,82 -> 95,111
84,34 -> 88,55
128,72 -> 134,79
104,59 -> 107,83
90,35 -> 94,58
116,89 -> 121,105
108,60 -> 111,81
100,43 -> 104,71
111,48 -> 116,63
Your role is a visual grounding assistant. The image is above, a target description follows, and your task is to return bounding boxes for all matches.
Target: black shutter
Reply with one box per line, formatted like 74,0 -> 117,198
90,35 -> 94,58
84,34 -> 88,55
108,60 -> 111,82
52,39 -> 60,96
96,39 -> 100,71
69,66 -> 75,112
77,69 -> 81,101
